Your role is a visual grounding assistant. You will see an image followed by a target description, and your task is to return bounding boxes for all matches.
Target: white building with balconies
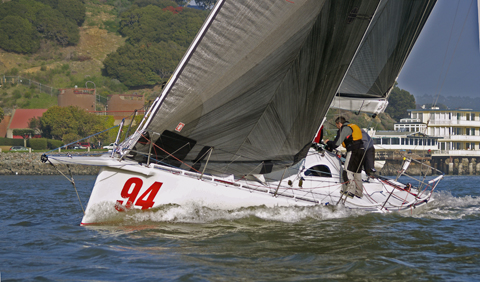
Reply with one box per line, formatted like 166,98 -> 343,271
406,107 -> 480,156
367,128 -> 440,152
394,118 -> 426,133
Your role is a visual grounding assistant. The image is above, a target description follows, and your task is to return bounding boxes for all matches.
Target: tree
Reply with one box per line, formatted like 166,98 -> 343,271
173,0 -> 189,6
35,0 -> 59,9
28,116 -> 42,132
119,5 -> 175,45
34,7 -> 80,46
0,15 -> 40,53
104,4 -> 207,86
133,0 -> 178,8
0,0 -> 45,22
385,84 -> 416,121
0,0 -> 82,52
56,0 -> 86,26
103,41 -> 184,87
40,106 -> 109,143
0,107 -> 4,123
119,5 -> 206,47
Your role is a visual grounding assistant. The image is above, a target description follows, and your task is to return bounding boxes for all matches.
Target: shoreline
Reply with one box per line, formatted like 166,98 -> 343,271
0,152 -> 454,176
0,152 -> 100,175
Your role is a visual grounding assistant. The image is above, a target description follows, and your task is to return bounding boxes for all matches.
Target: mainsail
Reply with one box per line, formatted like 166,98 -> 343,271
332,0 -> 436,113
128,0 -> 433,176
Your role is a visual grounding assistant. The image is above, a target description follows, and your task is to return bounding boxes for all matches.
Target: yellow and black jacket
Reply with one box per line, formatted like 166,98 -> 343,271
327,122 -> 364,152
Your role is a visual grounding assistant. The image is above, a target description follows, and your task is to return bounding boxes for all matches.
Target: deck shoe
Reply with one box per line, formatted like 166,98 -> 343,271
346,192 -> 355,198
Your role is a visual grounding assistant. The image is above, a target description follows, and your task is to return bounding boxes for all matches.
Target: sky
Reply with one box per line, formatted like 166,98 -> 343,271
396,0 -> 480,98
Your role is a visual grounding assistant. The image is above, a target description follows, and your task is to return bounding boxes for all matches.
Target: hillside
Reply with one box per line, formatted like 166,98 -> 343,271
0,1 -> 159,111
0,2 -> 124,76
0,0 -> 215,112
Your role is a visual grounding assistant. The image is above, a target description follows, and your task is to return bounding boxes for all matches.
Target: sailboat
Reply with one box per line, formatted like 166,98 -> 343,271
43,0 -> 443,225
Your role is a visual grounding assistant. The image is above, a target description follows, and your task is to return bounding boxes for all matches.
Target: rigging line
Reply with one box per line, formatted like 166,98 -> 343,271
238,160 -> 265,180
434,0 -> 475,105
157,141 -> 191,164
45,124 -> 120,154
123,109 -> 138,141
142,128 -> 274,166
42,158 -> 85,214
192,146 -> 212,166
397,0 -> 438,83
67,164 -> 85,215
136,0 -> 226,135
121,104 -> 152,148
432,0 -> 461,107
220,154 -> 246,175
200,147 -> 213,180
139,133 -> 199,172
273,167 -> 288,197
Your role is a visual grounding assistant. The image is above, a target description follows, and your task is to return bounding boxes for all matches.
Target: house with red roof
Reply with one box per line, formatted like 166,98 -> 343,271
5,109 -> 47,138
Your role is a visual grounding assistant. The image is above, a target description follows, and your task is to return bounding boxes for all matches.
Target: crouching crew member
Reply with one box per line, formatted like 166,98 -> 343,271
325,116 -> 364,198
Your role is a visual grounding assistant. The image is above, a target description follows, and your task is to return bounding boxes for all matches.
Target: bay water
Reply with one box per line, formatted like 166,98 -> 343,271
1,174 -> 479,281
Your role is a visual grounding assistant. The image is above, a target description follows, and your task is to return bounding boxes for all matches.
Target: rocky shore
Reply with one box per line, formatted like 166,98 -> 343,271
0,152 -> 100,175
379,159 -> 435,176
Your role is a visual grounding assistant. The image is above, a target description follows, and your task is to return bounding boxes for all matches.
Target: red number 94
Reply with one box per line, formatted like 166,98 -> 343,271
115,177 -> 163,211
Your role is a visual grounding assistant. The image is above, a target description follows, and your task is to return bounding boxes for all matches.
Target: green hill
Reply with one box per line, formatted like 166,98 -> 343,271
0,0 -> 208,110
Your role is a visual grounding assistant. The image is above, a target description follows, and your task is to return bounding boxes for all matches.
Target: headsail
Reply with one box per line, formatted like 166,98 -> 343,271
127,0 -> 405,176
331,0 -> 436,114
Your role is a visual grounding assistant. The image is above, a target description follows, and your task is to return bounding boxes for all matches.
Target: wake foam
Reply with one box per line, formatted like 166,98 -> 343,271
417,190 -> 480,220
85,202 -> 368,225
83,191 -> 479,225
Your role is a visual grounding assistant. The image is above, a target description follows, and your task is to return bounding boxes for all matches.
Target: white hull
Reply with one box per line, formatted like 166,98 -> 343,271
47,149 -> 441,225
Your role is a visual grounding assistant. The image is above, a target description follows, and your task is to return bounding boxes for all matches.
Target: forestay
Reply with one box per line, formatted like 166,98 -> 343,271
127,0 -> 382,176
332,0 -> 436,113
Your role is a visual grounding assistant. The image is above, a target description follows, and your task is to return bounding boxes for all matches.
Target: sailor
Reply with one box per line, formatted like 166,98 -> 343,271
325,116 -> 364,198
361,129 -> 376,177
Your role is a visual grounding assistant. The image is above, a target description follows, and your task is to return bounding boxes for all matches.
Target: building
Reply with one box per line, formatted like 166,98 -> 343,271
57,88 -> 145,124
58,88 -> 96,111
4,109 -> 47,138
106,94 -> 145,123
394,118 -> 427,133
367,128 -> 440,152
407,107 -> 480,156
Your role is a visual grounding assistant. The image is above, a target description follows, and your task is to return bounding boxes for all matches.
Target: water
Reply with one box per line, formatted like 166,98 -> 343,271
1,175 -> 479,281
